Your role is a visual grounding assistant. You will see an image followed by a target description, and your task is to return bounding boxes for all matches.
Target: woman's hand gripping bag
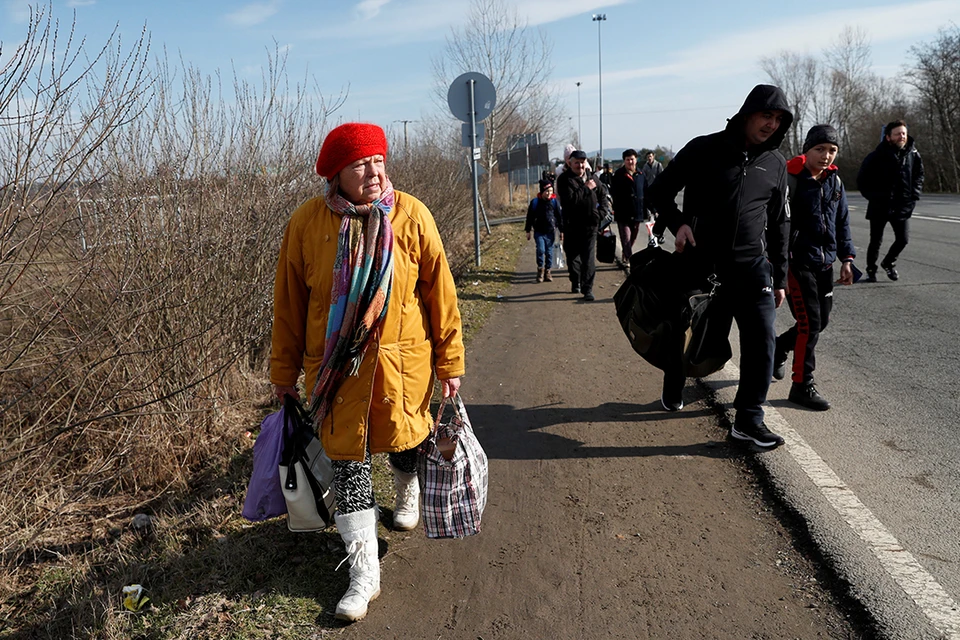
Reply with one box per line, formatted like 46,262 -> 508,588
417,394 -> 488,539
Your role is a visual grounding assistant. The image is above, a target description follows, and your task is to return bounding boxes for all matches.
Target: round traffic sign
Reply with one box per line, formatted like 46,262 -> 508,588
447,72 -> 497,123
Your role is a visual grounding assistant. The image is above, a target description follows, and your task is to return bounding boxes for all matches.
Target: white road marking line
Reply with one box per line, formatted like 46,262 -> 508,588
913,214 -> 960,224
710,363 -> 960,638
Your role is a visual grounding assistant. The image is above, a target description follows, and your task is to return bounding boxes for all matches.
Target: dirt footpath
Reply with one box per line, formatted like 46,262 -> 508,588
344,239 -> 860,640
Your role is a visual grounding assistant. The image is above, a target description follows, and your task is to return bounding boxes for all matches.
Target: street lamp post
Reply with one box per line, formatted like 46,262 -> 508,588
575,81 -> 582,146
592,13 -> 606,164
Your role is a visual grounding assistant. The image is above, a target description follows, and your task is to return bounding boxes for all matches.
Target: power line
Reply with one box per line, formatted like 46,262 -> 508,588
578,104 -> 739,117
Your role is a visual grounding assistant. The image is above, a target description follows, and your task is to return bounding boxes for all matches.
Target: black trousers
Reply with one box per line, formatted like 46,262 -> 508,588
564,227 -> 597,294
332,446 -> 419,515
664,255 -> 777,428
867,217 -> 909,270
777,265 -> 834,384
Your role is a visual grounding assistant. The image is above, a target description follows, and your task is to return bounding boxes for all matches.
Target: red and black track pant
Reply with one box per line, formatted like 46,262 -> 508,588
777,265 -> 834,384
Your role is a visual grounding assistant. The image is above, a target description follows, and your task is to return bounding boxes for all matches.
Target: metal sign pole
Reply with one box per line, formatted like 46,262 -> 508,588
469,79 -> 481,267
507,147 -> 513,205
525,139 -> 531,202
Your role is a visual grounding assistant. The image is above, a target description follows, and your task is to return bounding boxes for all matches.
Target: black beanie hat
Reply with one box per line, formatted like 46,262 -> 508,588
538,178 -> 553,193
802,124 -> 840,153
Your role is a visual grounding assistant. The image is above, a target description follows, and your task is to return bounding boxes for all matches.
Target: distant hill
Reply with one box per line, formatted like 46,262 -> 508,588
585,148 -> 629,162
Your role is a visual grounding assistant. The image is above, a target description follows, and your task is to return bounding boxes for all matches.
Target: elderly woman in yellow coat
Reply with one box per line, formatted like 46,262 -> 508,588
270,123 -> 465,622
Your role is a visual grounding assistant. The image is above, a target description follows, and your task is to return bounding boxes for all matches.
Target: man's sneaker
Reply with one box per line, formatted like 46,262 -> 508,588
864,267 -> 878,283
660,373 -> 684,412
880,260 -> 899,281
729,423 -> 784,449
571,284 -> 580,294
788,381 -> 831,411
582,291 -> 595,302
772,350 -> 788,381
647,235 -> 659,249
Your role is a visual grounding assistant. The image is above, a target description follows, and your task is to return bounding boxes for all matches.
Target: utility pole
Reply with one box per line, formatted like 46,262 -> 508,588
576,81 -> 582,146
592,14 -> 606,162
393,120 -> 417,156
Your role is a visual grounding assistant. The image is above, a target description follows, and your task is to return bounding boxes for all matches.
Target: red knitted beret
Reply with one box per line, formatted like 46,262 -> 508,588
315,123 -> 388,179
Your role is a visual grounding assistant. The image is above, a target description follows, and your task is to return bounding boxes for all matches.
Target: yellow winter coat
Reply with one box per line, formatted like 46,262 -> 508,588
270,191 -> 465,461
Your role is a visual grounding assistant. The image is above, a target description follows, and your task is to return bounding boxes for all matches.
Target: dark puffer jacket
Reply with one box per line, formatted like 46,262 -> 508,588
524,195 -> 563,235
856,137 -> 924,221
648,84 -> 793,289
786,156 -> 855,270
610,166 -> 644,224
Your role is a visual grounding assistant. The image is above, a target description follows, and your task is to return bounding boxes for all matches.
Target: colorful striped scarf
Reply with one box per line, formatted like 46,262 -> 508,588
308,177 -> 395,426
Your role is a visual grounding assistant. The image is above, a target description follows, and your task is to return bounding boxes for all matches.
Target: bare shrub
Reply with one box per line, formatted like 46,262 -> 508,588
0,8 -> 347,589
386,120 -> 475,274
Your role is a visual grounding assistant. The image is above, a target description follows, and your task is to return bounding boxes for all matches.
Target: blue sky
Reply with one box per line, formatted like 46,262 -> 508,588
2,0 -> 958,158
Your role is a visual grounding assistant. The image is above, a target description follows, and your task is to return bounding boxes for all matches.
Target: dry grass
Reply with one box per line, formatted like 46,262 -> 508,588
0,220 -> 525,640
1,13 -> 530,638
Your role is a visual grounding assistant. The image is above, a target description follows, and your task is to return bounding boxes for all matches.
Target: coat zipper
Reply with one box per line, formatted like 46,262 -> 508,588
732,151 -> 748,252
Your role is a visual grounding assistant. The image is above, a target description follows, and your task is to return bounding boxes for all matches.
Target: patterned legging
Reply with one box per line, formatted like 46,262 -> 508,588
332,445 -> 420,515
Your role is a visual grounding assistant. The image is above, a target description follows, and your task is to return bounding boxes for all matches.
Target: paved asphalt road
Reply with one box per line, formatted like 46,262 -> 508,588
703,192 -> 960,638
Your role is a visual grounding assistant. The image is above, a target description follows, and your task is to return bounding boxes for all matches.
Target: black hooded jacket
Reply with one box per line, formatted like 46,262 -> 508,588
649,85 -> 793,289
856,137 -> 924,221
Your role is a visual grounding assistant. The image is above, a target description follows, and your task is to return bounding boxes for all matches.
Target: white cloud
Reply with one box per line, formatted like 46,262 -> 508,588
594,0 -> 960,88
515,0 -> 628,25
66,0 -> 96,7
5,0 -> 32,23
356,0 -> 391,20
308,0 -> 626,44
225,0 -> 281,27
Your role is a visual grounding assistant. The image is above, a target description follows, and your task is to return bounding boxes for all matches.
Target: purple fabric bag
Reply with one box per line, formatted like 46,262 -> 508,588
242,408 -> 289,521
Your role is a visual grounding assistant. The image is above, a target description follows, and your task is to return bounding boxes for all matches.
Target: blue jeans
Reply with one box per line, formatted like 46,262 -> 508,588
534,231 -> 555,268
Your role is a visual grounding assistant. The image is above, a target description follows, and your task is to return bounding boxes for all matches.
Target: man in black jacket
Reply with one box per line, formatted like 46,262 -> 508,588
856,120 -> 924,282
557,149 -> 600,301
648,84 -> 792,450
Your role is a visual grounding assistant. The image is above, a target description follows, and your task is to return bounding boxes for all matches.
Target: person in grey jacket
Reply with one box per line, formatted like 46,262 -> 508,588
640,151 -> 663,221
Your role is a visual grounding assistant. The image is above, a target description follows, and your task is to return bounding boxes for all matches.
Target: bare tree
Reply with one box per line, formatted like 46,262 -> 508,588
759,51 -> 821,155
824,26 -> 876,151
908,26 -> 960,192
431,0 -> 561,206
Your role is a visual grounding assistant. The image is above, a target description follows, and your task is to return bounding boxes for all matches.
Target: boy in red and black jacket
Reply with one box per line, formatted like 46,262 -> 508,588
773,124 -> 856,411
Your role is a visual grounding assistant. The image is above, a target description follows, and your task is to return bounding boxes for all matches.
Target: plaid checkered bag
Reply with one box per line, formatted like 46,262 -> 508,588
417,394 -> 488,539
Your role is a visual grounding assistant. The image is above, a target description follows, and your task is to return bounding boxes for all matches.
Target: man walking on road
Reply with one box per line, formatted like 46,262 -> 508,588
557,149 -> 600,301
856,120 -> 924,282
610,149 -> 645,264
641,151 -> 663,222
648,84 -> 792,449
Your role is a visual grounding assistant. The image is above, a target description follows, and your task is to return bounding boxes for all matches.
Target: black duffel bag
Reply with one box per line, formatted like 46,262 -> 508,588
597,228 -> 617,264
613,246 -> 731,377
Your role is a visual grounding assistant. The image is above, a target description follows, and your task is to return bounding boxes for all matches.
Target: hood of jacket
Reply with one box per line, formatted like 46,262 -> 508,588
787,155 -> 838,176
725,84 -> 794,152
874,136 -> 918,155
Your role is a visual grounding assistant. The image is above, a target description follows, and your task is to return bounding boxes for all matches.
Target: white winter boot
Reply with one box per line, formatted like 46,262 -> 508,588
334,508 -> 381,622
389,463 -> 420,531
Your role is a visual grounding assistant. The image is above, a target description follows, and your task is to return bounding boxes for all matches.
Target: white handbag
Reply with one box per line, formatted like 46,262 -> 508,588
278,397 -> 336,532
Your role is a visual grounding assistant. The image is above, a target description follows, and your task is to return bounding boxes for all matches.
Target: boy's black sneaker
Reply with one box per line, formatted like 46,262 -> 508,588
880,260 -> 899,281
788,381 -> 831,411
660,372 -> 684,412
571,284 -> 580,294
864,267 -> 878,283
730,422 -> 784,449
582,291 -> 595,302
772,349 -> 787,381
